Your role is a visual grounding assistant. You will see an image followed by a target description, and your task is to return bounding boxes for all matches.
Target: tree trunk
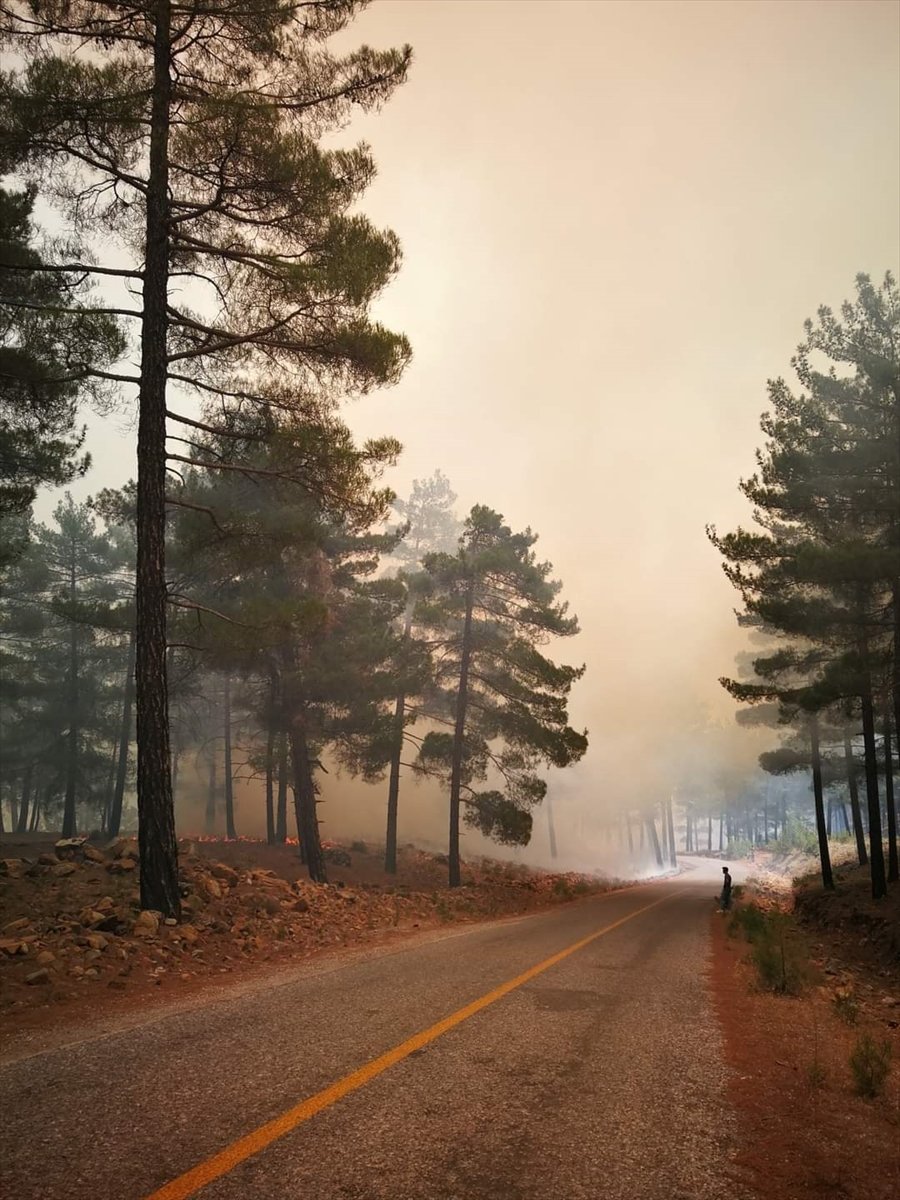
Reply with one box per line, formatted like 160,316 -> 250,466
223,676 -> 236,839
826,794 -> 833,838
265,727 -> 276,847
135,0 -> 179,918
448,581 -> 475,888
719,813 -> 724,852
384,689 -> 404,874
276,733 -> 287,843
665,794 -> 677,867
109,631 -> 136,838
546,793 -> 558,859
62,555 -> 78,837
860,677 -> 887,899
289,721 -> 326,883
645,815 -> 663,868
810,717 -> 834,889
15,765 -> 33,834
883,715 -> 899,884
205,751 -> 217,834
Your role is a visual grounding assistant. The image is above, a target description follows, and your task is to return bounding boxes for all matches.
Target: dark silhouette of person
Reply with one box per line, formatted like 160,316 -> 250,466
721,866 -> 733,910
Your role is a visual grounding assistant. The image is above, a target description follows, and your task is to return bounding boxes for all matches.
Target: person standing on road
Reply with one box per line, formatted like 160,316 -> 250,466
720,866 -> 733,911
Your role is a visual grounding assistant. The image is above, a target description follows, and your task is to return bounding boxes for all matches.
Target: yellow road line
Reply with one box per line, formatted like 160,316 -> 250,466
146,890 -> 676,1200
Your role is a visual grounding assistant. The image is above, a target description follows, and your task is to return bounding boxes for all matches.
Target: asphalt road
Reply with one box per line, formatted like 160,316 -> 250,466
0,869 -> 736,1200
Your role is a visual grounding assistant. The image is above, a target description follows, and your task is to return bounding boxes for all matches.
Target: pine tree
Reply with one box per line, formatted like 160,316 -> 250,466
1,1 -> 411,914
383,472 -> 461,873
415,506 -> 587,887
0,186 -> 122,558
710,274 -> 899,898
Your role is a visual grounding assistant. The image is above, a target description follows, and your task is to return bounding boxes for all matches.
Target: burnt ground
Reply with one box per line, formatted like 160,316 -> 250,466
710,880 -> 900,1200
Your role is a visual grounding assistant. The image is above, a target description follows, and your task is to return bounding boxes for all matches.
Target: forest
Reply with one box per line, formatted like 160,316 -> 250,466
0,0 -> 588,911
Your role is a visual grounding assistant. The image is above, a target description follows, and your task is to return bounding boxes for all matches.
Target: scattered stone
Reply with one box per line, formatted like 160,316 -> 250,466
38,852 -> 59,866
133,910 -> 160,937
107,978 -> 127,990
69,965 -> 84,979
179,925 -> 199,945
209,862 -> 239,887
84,949 -> 102,964
198,875 -> 222,901
25,968 -> 51,985
2,917 -> 30,934
84,967 -> 99,979
0,859 -> 27,878
84,934 -> 108,952
293,898 -> 310,913
324,847 -> 352,867
105,837 -> 128,858
51,862 -> 77,878
82,845 -> 108,865
107,858 -> 137,874
0,939 -> 29,957
95,896 -> 115,913
35,950 -> 56,966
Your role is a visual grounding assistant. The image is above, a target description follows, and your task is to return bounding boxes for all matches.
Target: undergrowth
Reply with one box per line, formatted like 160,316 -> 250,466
728,901 -> 810,995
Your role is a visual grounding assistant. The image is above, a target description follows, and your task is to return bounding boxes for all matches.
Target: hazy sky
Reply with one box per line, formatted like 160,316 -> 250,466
47,0 -> 900,822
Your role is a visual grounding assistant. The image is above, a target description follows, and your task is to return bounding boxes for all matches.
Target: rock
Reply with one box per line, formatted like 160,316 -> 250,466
35,950 -> 56,966
2,917 -> 30,934
84,949 -> 102,964
95,896 -> 115,913
51,862 -> 77,877
69,965 -> 84,979
107,858 -> 137,874
133,910 -> 160,937
38,852 -> 59,866
198,875 -> 222,901
0,939 -> 29,957
84,967 -> 99,979
179,924 -> 199,945
107,978 -> 127,990
95,913 -> 124,933
324,847 -> 352,867
82,845 -> 108,865
84,933 -> 108,951
25,968 -> 51,985
105,837 -> 128,858
292,898 -> 310,913
78,907 -> 108,928
164,917 -> 177,926
209,862 -> 240,887
121,843 -> 140,861
0,859 -> 27,878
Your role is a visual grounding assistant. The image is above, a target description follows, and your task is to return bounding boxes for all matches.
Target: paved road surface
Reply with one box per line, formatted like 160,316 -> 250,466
0,868 -> 737,1199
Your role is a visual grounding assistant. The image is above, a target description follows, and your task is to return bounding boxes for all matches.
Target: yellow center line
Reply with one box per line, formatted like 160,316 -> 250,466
146,890 -> 677,1200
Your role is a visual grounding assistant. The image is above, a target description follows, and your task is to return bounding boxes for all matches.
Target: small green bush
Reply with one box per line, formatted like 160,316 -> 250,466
832,989 -> 859,1026
806,1059 -> 827,1089
732,907 -> 809,995
849,1033 -> 892,1098
728,901 -> 767,941
552,877 -> 573,899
